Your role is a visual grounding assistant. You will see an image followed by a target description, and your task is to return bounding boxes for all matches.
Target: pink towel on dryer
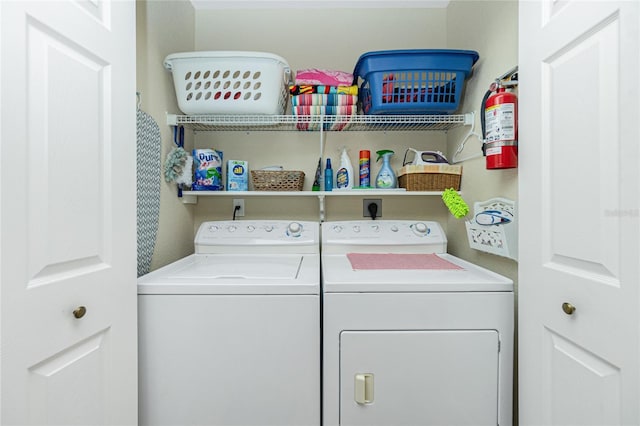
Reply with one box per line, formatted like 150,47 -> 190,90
346,253 -> 464,270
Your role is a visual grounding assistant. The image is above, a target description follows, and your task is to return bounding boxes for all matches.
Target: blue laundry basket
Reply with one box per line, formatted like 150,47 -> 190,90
353,49 -> 479,115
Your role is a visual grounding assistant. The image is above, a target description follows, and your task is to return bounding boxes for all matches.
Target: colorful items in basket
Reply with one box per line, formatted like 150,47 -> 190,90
289,79 -> 359,131
381,74 -> 456,105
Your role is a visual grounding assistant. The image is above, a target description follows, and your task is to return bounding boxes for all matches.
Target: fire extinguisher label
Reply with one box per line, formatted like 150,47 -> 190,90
485,103 -> 515,142
486,146 -> 502,156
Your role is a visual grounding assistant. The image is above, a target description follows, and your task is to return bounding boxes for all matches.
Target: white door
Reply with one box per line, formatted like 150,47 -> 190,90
0,1 -> 137,425
340,330 -> 499,426
518,1 -> 640,425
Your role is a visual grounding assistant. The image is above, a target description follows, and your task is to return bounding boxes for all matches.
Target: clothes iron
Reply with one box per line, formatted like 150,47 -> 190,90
403,148 -> 450,166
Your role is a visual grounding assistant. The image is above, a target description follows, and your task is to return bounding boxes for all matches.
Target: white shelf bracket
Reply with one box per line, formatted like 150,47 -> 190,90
181,194 -> 197,204
463,112 -> 474,126
166,112 -> 178,126
319,115 -> 325,158
318,194 -> 326,222
452,111 -> 483,164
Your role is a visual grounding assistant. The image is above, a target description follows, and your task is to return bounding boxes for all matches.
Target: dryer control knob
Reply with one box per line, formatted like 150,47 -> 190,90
353,225 -> 361,233
246,225 -> 255,232
412,222 -> 429,236
227,225 -> 237,233
287,222 -> 303,237
332,225 -> 343,233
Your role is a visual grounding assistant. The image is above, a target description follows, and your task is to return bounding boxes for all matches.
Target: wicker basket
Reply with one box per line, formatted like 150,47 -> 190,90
251,170 -> 305,191
397,164 -> 462,191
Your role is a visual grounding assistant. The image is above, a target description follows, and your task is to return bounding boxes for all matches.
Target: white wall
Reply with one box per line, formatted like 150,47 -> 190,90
136,0 -> 196,270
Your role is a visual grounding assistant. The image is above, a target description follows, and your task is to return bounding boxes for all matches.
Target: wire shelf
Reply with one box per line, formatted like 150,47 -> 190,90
167,113 -> 468,132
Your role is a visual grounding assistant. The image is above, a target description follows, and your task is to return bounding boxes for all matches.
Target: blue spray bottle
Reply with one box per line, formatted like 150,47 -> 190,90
375,150 -> 396,189
324,158 -> 333,191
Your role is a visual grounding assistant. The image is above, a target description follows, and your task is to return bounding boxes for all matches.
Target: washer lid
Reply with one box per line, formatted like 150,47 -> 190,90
321,253 -> 512,292
138,254 -> 319,295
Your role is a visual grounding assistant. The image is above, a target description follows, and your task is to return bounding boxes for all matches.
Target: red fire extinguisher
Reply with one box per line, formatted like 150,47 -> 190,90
482,84 -> 518,169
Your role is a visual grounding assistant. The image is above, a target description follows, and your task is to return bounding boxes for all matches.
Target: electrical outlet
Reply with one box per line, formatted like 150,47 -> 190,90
233,199 -> 245,217
363,199 -> 382,218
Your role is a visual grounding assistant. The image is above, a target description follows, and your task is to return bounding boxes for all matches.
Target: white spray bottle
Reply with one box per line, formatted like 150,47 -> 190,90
336,147 -> 354,189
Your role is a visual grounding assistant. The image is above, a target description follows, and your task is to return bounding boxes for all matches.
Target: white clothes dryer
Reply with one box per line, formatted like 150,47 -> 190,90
321,220 -> 513,426
138,220 -> 320,426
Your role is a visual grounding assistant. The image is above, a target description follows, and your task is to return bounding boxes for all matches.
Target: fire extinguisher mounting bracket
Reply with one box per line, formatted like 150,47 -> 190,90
463,113 -> 474,126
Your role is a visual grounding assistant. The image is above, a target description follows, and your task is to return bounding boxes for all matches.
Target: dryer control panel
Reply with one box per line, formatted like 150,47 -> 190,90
321,220 -> 447,254
195,220 -> 319,254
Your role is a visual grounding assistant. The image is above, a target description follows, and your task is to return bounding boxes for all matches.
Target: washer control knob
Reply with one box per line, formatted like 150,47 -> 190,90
333,225 -> 343,233
208,225 -> 220,232
412,222 -> 429,236
264,225 -> 274,232
246,225 -> 255,232
390,225 -> 399,232
287,222 -> 303,237
353,225 -> 361,233
227,225 -> 237,233
371,225 -> 380,232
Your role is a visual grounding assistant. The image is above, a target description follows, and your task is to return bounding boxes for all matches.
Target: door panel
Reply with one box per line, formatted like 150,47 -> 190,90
545,330 -> 621,426
0,1 -> 137,424
543,13 -> 620,281
519,1 -> 639,424
340,330 -> 499,426
27,13 -> 109,285
28,330 -> 109,426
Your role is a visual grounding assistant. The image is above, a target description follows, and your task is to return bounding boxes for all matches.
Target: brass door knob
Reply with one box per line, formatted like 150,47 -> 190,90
73,306 -> 87,319
562,302 -> 576,315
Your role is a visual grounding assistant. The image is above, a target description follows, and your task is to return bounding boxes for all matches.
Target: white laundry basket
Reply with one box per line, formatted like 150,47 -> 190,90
164,51 -> 291,115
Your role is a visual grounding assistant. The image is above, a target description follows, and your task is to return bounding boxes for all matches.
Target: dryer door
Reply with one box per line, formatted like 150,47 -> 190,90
340,330 -> 499,426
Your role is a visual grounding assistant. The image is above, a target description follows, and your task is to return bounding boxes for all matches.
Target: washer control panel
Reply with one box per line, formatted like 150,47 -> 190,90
195,220 -> 319,253
321,220 -> 447,253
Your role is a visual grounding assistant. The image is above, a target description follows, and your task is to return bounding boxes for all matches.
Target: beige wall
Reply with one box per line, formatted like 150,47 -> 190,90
136,0 -> 196,270
191,8 -> 451,229
445,0 -> 518,280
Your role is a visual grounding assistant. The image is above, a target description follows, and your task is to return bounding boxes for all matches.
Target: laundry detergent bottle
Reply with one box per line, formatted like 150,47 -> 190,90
375,149 -> 397,189
336,147 -> 354,189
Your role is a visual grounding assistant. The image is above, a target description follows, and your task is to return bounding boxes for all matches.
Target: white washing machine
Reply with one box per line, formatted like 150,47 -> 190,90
321,220 -> 513,426
138,220 -> 320,426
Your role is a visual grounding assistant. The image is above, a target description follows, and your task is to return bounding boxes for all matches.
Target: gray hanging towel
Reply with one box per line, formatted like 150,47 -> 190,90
136,107 -> 161,277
